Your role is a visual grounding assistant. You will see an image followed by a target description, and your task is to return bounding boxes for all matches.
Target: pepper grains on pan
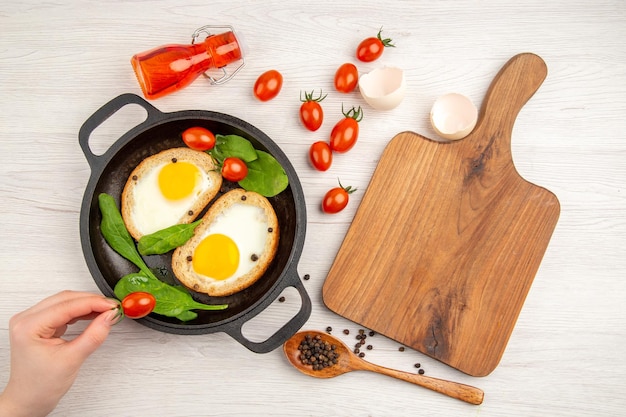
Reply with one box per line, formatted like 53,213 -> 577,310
298,334 -> 340,370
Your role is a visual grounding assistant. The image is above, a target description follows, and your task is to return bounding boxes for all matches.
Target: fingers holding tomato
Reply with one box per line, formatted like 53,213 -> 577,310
121,292 -> 156,319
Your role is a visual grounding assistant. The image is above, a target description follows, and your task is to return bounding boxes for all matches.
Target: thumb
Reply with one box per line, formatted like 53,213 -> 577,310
67,308 -> 120,361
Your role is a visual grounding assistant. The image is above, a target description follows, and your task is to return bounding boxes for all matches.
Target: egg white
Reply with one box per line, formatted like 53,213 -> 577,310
131,162 -> 213,236
194,203 -> 269,281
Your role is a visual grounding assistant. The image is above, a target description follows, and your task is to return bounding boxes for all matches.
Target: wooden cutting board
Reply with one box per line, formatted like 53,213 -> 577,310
322,53 -> 560,377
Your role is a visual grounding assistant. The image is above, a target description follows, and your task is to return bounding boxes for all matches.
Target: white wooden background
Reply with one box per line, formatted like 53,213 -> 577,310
1,1 -> 625,416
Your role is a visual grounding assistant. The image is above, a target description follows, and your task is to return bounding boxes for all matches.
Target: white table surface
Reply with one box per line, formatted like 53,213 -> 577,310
1,1 -> 625,416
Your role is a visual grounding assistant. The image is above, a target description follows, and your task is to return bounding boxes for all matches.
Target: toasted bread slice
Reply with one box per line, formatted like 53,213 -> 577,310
172,188 -> 279,297
121,147 -> 222,240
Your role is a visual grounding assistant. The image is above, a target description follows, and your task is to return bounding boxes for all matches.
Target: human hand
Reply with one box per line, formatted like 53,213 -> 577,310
0,291 -> 122,417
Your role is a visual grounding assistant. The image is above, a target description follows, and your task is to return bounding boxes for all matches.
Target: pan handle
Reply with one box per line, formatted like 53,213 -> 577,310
78,93 -> 162,170
224,267 -> 312,353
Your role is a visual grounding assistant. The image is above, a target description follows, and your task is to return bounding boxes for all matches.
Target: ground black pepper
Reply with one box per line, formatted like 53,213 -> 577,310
326,326 -> 332,333
241,195 -> 246,201
268,227 -> 273,233
251,254 -> 259,261
186,255 -> 192,262
303,274 -> 310,280
343,329 -> 350,335
171,158 -> 177,163
278,296 -> 285,302
418,369 -> 425,375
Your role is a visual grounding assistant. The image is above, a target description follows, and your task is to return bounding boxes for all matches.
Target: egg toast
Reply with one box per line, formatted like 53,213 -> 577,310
121,147 -> 222,240
171,188 -> 279,297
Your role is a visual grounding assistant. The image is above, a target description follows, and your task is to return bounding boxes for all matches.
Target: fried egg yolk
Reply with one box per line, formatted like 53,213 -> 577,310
158,161 -> 200,200
192,234 -> 240,280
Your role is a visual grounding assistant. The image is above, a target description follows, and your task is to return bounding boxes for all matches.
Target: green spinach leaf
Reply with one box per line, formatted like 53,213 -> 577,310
210,134 -> 258,164
238,150 -> 289,197
114,273 -> 228,321
98,193 -> 156,280
137,220 -> 202,255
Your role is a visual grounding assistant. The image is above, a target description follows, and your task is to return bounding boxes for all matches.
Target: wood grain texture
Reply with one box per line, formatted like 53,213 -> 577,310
323,54 -> 561,376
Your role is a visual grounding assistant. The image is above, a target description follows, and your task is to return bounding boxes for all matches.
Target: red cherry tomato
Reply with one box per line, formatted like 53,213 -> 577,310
181,126 -> 216,151
356,28 -> 395,62
300,90 -> 327,131
221,157 -> 248,182
121,292 -> 156,319
330,105 -> 363,153
309,141 -> 333,171
334,63 -> 358,93
254,69 -> 283,101
322,181 -> 356,214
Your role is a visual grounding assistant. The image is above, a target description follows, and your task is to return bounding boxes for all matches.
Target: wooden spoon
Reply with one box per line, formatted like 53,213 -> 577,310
283,330 -> 484,405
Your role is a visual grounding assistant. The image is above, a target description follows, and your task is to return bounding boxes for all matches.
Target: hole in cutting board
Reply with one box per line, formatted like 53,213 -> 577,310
241,286 -> 301,343
87,103 -> 148,156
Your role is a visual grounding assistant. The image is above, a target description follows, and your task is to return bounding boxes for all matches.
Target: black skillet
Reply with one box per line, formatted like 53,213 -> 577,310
78,93 -> 311,353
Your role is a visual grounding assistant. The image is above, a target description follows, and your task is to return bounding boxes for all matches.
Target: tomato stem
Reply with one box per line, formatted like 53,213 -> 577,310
377,27 -> 395,48
341,104 -> 364,122
301,89 -> 327,103
338,178 -> 357,194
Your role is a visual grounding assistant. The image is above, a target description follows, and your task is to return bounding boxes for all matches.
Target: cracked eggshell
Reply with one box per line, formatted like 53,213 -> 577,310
358,66 -> 405,111
430,93 -> 478,140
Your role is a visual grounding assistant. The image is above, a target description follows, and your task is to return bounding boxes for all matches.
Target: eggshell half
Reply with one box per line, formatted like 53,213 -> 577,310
358,66 -> 405,111
430,93 -> 478,140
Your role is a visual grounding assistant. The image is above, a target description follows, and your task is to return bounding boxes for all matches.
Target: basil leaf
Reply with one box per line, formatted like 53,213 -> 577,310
210,134 -> 258,164
137,220 -> 202,255
98,193 -> 156,280
238,150 -> 289,197
114,273 -> 228,321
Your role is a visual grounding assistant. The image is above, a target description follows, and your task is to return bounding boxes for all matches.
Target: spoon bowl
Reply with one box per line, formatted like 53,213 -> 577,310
283,330 -> 484,405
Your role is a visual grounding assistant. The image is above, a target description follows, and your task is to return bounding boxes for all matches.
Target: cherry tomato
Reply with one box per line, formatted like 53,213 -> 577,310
356,28 -> 395,62
121,292 -> 156,319
322,181 -> 356,214
181,126 -> 216,151
300,90 -> 327,131
221,157 -> 248,182
334,63 -> 358,93
330,105 -> 363,153
254,69 -> 283,101
309,141 -> 333,171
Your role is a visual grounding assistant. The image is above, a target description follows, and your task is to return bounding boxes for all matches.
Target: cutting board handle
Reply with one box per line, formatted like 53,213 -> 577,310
472,53 -> 547,147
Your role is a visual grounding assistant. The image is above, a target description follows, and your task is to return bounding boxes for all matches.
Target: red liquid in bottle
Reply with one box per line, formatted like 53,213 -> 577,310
131,31 -> 242,99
